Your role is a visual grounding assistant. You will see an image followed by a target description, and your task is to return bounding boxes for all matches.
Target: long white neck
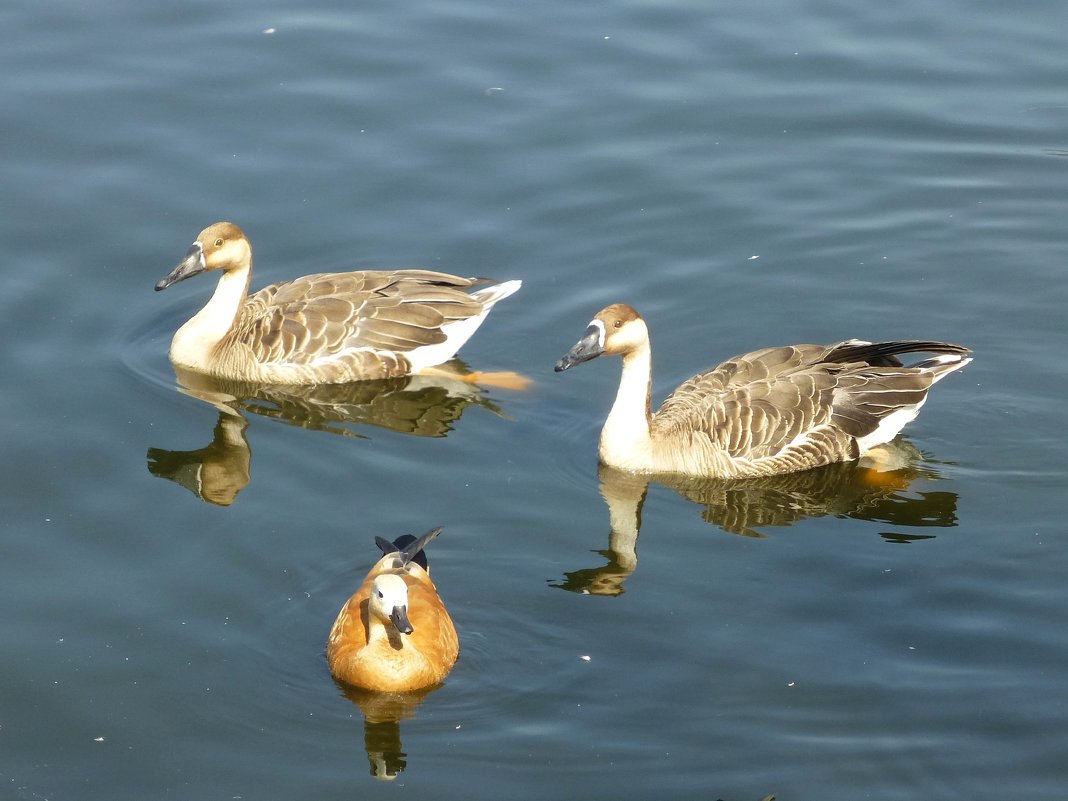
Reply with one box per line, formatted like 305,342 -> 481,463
598,342 -> 654,470
169,266 -> 250,370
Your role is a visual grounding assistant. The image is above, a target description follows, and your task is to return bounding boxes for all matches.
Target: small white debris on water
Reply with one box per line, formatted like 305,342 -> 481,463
94,737 -> 105,742
748,255 -> 760,260
580,655 -> 591,662
263,28 -> 276,34
455,724 -> 462,730
787,682 -> 795,687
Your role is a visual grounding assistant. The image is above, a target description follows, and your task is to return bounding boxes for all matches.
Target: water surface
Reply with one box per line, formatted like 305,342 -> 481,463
3,1 -> 1068,799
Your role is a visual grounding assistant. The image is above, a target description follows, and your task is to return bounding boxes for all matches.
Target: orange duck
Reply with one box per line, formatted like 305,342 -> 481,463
327,528 -> 459,692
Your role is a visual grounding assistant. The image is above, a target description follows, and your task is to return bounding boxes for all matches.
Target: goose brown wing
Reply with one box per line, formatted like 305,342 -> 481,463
822,339 -> 970,439
653,340 -> 968,461
654,360 -> 841,461
826,367 -> 936,439
234,270 -> 486,365
670,344 -> 836,393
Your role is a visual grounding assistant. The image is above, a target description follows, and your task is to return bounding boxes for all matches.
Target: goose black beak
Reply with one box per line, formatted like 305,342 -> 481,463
390,605 -> 414,635
555,324 -> 604,372
156,242 -> 206,291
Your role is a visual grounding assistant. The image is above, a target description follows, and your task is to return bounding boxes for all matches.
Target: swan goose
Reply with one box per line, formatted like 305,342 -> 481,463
156,222 -> 521,384
555,304 -> 971,479
327,528 -> 459,692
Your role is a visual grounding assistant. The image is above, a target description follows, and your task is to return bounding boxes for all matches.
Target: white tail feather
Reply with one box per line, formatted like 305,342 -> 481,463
405,279 -> 521,372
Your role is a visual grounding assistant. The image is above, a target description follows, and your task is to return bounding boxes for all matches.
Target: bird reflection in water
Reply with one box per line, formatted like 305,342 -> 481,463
552,440 -> 959,596
334,682 -> 438,781
147,363 -> 526,506
147,412 -> 252,506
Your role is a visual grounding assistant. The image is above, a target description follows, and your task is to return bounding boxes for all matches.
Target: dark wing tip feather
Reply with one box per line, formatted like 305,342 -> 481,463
826,340 -> 970,368
374,528 -> 442,571
374,536 -> 398,555
401,527 -> 443,565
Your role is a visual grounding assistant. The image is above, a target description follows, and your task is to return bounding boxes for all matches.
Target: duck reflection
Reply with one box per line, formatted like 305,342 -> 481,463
553,441 -> 959,596
147,364 -> 517,506
335,682 -> 438,781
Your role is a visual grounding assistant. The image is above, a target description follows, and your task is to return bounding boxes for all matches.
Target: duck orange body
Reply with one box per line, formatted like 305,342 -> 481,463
327,529 -> 459,692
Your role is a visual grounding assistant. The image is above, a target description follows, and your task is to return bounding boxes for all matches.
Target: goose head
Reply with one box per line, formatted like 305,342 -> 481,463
156,221 -> 252,291
369,573 -> 414,635
555,304 -> 649,371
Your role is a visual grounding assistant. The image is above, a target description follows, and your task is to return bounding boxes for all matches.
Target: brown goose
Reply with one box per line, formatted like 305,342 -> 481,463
155,222 -> 521,384
555,304 -> 971,478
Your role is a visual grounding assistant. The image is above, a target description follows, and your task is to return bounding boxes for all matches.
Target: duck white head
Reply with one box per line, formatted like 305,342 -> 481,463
369,573 -> 413,635
155,221 -> 251,291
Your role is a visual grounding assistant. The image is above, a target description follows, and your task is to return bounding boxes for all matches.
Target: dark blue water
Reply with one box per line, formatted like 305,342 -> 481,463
3,1 -> 1068,799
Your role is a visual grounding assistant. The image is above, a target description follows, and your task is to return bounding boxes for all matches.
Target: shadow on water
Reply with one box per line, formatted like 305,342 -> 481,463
147,364 -> 509,506
552,440 -> 960,596
333,680 -> 440,782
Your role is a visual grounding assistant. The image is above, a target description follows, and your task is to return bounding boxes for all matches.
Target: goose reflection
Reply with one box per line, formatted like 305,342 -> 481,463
147,364 -> 520,506
553,440 -> 959,596
335,682 -> 438,781
147,411 -> 252,506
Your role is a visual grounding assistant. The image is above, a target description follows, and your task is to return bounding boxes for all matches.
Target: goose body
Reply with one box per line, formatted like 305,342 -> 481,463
555,304 -> 971,479
327,528 -> 459,692
156,222 -> 521,384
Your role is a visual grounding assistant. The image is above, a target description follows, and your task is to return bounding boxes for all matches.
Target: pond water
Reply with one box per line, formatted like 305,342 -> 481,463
3,0 -> 1068,799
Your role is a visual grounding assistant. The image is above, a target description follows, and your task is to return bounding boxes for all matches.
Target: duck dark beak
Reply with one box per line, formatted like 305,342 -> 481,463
555,324 -> 604,372
390,605 -> 413,635
155,242 -> 206,291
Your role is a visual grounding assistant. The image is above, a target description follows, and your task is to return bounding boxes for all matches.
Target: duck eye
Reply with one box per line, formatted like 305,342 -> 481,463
214,238 -> 223,247
614,320 -> 622,329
